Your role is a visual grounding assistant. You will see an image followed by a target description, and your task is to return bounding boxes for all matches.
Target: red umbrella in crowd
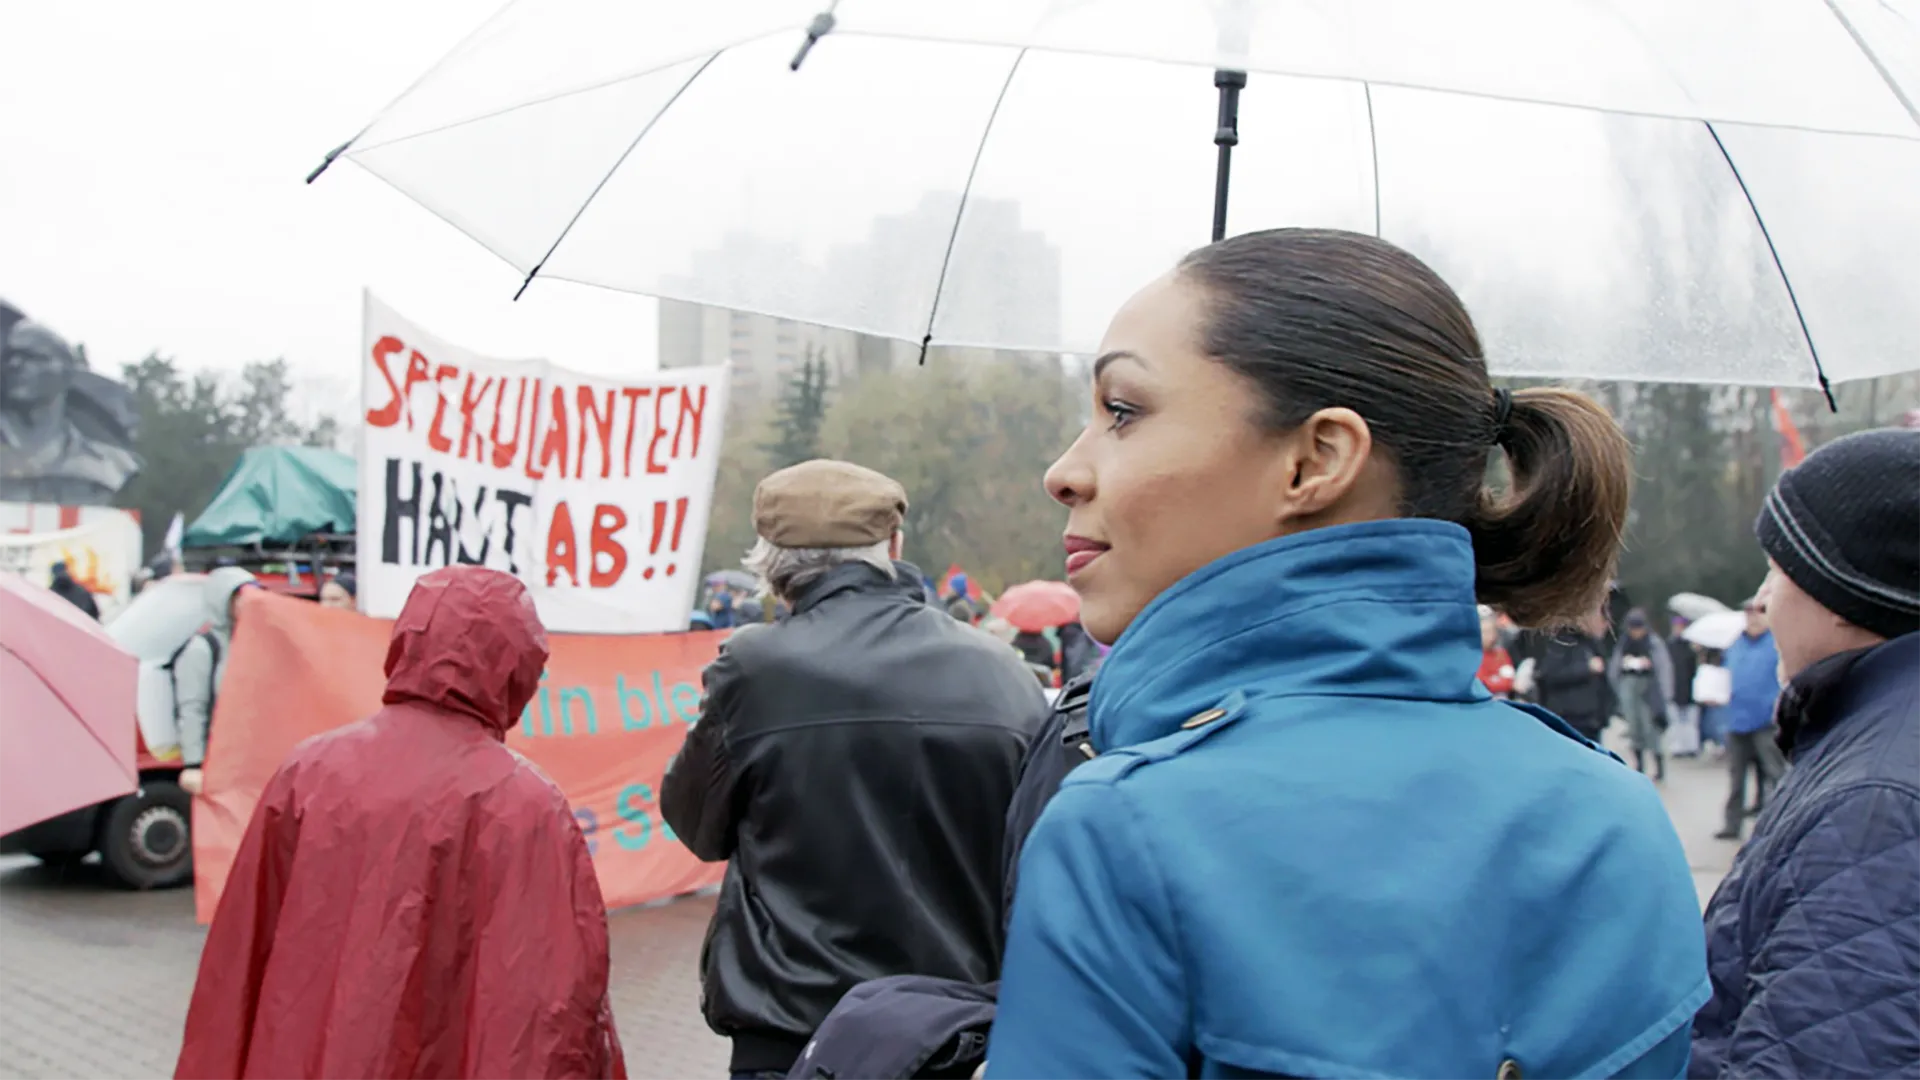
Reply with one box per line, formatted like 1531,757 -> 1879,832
0,573 -> 139,835
940,564 -> 983,601
990,581 -> 1080,634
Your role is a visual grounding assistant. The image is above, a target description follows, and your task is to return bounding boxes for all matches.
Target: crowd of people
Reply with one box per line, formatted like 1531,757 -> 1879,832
1473,571 -> 1809,844
168,229 -> 1915,1080
696,550 -> 1104,693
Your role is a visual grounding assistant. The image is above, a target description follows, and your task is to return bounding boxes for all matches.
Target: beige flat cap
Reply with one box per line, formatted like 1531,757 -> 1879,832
753,459 -> 908,548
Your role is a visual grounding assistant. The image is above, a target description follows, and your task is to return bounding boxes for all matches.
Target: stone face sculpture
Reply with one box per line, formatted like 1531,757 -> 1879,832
0,307 -> 142,505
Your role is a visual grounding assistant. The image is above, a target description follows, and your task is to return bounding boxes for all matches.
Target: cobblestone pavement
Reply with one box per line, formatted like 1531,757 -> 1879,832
0,861 -> 725,1079
0,742 -> 1735,1080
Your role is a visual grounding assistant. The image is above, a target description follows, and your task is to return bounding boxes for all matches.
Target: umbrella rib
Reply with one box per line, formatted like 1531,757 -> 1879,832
1703,122 -> 1835,411
305,0 -> 523,183
1363,83 -> 1382,237
0,642 -> 138,787
916,48 -> 1030,364
1822,0 -> 1920,132
343,29 -> 796,161
512,52 -> 724,301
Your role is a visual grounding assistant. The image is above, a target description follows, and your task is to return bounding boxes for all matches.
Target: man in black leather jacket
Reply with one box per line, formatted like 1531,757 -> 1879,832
785,672 -> 1097,1080
661,460 -> 1049,1079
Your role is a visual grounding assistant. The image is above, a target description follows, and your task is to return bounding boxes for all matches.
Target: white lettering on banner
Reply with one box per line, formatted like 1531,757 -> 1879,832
358,293 -> 728,633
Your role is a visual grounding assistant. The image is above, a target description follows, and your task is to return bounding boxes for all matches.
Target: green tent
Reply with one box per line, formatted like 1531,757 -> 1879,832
183,446 -> 357,548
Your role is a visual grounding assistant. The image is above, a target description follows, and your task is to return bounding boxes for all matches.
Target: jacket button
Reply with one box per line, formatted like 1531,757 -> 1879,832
1496,1058 -> 1522,1080
1181,707 -> 1227,729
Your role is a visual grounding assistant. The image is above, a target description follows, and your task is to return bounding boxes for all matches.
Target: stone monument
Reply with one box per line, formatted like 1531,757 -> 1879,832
0,302 -> 142,504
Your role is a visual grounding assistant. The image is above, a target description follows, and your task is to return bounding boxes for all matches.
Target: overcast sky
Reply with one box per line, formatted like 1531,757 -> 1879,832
0,2 -> 662,382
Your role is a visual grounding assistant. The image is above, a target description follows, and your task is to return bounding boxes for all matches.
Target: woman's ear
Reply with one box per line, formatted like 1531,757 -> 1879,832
1274,407 -> 1374,524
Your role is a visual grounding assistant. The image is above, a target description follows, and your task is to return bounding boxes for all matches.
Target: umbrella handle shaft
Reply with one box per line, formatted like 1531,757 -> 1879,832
1211,70 -> 1246,243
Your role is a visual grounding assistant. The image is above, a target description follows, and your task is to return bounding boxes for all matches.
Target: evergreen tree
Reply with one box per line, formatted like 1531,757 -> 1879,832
114,354 -> 337,557
763,348 -> 832,469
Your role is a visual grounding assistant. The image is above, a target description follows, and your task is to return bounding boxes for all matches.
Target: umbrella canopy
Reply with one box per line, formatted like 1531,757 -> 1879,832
1682,609 -> 1749,651
706,569 -> 757,591
0,573 -> 139,835
1667,592 -> 1733,623
318,0 -> 1918,388
991,580 -> 1080,633
940,565 -> 984,601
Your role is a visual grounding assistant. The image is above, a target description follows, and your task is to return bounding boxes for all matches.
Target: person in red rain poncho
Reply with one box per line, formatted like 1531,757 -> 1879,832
1476,604 -> 1516,698
175,566 -> 625,1080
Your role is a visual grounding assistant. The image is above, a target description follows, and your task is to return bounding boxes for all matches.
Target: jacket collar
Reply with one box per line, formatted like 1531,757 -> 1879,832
1090,519 -> 1487,751
1776,632 -> 1917,758
791,558 -> 929,615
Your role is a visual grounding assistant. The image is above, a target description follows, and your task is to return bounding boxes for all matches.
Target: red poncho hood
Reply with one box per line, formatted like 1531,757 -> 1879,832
382,564 -> 549,735
176,567 -> 623,1079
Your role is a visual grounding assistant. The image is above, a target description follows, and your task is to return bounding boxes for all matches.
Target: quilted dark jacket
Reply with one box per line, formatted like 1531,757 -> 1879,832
1691,632 -> 1920,1079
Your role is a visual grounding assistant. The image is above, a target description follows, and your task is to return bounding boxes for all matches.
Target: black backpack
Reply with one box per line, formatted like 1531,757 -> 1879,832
164,628 -> 223,724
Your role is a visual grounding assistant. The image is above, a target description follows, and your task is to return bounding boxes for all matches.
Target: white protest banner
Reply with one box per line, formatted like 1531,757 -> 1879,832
358,293 -> 727,633
0,508 -> 143,620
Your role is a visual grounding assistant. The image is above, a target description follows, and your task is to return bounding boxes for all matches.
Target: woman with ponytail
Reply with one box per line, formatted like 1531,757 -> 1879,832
988,229 -> 1706,1079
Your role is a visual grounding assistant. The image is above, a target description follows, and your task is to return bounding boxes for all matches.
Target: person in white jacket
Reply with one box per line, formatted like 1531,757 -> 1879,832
175,566 -> 255,794
1608,609 -> 1675,780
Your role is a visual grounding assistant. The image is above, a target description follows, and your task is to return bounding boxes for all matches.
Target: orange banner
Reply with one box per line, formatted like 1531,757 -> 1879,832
193,589 -> 727,923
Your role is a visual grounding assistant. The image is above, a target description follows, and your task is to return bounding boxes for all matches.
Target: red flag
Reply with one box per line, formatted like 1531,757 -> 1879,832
1771,389 -> 1807,470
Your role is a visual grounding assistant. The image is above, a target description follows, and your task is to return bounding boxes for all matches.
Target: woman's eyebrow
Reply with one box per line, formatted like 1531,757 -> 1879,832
1092,350 -> 1147,379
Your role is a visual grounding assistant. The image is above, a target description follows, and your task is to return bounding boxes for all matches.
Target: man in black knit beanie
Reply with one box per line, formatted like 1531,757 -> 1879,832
1691,428 -> 1920,1080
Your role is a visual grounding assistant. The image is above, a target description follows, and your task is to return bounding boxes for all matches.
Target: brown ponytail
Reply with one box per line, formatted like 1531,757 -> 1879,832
1179,229 -> 1633,631
1467,388 -> 1632,628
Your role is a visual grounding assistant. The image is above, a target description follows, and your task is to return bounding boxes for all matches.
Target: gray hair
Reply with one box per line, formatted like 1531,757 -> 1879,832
743,535 -> 894,602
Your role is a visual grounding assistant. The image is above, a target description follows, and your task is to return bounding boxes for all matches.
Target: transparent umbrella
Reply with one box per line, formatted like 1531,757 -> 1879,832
1667,592 -> 1733,622
312,0 -> 1920,389
706,569 -> 757,592
1683,609 -> 1750,651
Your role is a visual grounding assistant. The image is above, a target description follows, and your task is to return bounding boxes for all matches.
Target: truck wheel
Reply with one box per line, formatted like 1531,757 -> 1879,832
99,783 -> 194,890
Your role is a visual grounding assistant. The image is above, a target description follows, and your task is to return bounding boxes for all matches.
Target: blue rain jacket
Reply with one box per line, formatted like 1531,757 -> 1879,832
987,521 -> 1709,1079
1720,631 -> 1781,735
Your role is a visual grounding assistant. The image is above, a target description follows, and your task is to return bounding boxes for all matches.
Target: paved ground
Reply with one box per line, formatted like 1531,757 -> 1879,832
0,866 -> 729,1079
0,742 -> 1738,1080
